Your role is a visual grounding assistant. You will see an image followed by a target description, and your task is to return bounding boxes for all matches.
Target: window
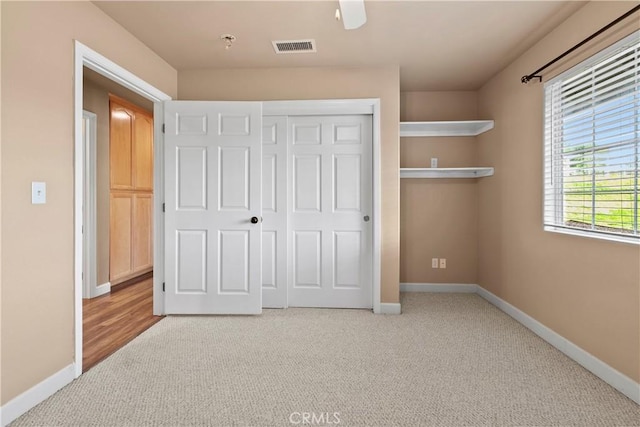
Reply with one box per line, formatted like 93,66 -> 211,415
544,31 -> 640,243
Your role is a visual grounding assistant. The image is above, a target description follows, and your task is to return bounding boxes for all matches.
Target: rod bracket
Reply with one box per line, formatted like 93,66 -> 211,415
521,75 -> 542,84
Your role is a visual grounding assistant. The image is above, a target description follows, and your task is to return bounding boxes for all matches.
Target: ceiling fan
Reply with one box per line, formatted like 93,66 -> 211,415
337,0 -> 367,30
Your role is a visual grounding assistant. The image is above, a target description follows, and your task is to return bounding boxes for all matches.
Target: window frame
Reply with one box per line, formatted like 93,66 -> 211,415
543,30 -> 640,245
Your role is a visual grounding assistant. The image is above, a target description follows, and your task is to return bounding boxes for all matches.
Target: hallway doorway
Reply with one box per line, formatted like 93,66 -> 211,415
80,64 -> 163,372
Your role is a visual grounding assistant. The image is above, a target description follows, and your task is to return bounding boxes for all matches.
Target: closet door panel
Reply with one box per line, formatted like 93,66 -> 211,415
261,116 -> 287,308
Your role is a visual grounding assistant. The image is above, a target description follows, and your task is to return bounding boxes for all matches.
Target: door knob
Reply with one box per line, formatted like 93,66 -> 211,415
363,215 -> 370,222
250,216 -> 259,224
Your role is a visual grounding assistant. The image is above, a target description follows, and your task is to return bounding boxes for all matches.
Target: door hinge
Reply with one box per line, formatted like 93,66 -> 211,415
162,282 -> 165,292
162,203 -> 165,212
162,124 -> 165,134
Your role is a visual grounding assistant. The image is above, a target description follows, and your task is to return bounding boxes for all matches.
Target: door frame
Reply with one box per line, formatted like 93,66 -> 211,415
74,41 -> 171,377
81,110 -> 106,299
263,100 -> 382,314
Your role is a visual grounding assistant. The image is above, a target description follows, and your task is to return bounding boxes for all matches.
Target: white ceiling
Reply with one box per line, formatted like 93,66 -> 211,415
94,1 -> 586,91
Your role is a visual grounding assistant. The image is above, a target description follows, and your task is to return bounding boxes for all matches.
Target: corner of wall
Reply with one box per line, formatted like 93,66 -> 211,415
474,1 -> 640,382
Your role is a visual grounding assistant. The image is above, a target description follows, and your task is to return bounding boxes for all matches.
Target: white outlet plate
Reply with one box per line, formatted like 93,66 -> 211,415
430,158 -> 438,168
431,258 -> 439,268
439,258 -> 447,269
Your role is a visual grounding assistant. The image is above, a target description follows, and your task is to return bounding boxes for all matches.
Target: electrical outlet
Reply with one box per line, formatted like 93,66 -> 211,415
431,157 -> 438,168
439,258 -> 447,269
431,258 -> 439,269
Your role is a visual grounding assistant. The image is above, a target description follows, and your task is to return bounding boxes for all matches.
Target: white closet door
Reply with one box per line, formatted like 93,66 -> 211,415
164,101 -> 262,314
261,116 -> 288,308
288,115 -> 373,308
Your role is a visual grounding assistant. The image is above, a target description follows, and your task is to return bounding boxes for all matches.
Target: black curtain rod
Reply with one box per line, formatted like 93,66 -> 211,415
521,4 -> 640,84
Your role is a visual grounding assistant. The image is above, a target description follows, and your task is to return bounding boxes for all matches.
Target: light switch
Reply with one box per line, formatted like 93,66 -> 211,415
32,182 -> 46,204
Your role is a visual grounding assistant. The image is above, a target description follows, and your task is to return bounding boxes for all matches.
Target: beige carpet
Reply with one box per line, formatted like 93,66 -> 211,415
12,293 -> 640,426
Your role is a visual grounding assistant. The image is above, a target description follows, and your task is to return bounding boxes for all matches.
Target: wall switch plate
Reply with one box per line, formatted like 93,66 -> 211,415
431,258 -> 439,268
439,258 -> 447,269
32,182 -> 46,204
431,158 -> 438,168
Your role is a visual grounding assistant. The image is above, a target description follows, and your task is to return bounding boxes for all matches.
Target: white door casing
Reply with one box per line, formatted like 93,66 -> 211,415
82,110 -> 98,299
261,117 -> 288,308
164,101 -> 262,314
75,41 -> 172,377
288,115 -> 373,308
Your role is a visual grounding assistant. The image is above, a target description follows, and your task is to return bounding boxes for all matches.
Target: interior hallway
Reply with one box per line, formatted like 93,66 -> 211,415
83,276 -> 163,371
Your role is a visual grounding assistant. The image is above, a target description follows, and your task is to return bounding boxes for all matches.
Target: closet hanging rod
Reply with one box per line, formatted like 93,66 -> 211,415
521,4 -> 640,84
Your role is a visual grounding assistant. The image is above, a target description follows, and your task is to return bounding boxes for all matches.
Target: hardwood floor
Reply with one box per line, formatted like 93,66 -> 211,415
83,277 -> 163,372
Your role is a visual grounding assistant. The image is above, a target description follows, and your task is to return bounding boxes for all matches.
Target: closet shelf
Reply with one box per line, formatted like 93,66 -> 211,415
400,120 -> 494,137
400,167 -> 494,179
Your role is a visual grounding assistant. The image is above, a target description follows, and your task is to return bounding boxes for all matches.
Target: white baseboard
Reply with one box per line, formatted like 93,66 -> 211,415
400,283 -> 639,404
2,286 -> 637,426
91,281 -> 111,298
1,363 -> 75,426
379,302 -> 401,314
475,286 -> 640,405
400,282 -> 477,293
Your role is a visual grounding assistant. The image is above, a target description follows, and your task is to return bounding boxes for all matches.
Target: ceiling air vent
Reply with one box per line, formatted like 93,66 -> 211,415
272,39 -> 317,54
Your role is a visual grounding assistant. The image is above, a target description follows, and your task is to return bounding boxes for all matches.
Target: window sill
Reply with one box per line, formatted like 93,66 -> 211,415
544,226 -> 640,246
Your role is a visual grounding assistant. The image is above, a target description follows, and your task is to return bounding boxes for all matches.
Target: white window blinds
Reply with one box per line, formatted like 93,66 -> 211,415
544,31 -> 640,242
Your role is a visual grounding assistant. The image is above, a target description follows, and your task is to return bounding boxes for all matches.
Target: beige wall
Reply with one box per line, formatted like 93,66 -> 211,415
401,91 -> 479,122
477,1 -> 640,382
1,1 -> 177,404
83,79 -> 110,286
83,76 -> 154,286
400,92 -> 481,284
179,67 -> 400,303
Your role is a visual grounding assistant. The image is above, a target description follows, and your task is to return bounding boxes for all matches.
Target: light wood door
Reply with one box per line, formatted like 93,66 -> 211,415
132,193 -> 153,272
133,114 -> 153,191
110,192 -> 153,284
164,101 -> 262,314
110,102 -> 134,190
109,95 -> 154,284
110,192 -> 133,282
110,95 -> 153,191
